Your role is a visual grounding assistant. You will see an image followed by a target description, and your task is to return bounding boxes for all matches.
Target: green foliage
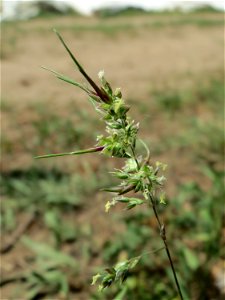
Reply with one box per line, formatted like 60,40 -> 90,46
28,0 -> 81,19
191,5 -> 222,13
56,17 -> 225,35
1,171 -> 82,211
0,98 -> 13,112
93,5 -> 223,19
194,76 -> 224,112
1,166 -> 113,298
94,6 -> 147,18
23,236 -> 77,267
92,256 -> 141,290
0,200 -> 17,232
103,211 -> 154,261
44,210 -> 77,245
0,25 -> 19,60
192,121 -> 224,163
22,237 -> 77,300
152,74 -> 224,116
154,91 -> 183,113
3,13 -> 223,44
32,111 -> 92,151
1,168 -> 109,241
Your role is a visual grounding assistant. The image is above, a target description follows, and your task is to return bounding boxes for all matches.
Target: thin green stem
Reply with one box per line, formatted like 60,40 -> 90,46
120,118 -> 140,169
130,146 -> 184,300
141,246 -> 165,257
148,193 -> 184,300
130,145 -> 140,170
35,146 -> 104,159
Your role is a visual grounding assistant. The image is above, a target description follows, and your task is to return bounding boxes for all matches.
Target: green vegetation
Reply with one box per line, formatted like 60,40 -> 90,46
34,3 -> 80,19
21,237 -> 78,299
94,4 -> 223,18
191,4 -> 223,14
1,14 -> 224,42
93,6 -> 147,18
152,74 -> 224,114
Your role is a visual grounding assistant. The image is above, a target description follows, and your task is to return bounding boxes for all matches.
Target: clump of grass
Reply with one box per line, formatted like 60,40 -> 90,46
1,167 -> 109,216
152,74 -> 224,115
36,29 -> 184,299
154,91 -> 183,113
93,6 -> 148,18
32,112 -> 92,151
19,236 -> 78,300
1,24 -> 20,60
1,98 -> 13,112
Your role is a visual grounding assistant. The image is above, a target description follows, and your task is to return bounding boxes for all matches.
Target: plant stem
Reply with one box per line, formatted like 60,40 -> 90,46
130,145 -> 140,169
130,144 -> 184,300
148,193 -> 184,300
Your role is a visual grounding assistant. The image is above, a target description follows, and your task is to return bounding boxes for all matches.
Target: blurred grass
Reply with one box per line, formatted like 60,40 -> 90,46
1,14 -> 224,38
94,5 -> 223,18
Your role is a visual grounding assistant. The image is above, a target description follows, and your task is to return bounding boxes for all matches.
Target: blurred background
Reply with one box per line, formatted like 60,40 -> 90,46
1,1 -> 224,299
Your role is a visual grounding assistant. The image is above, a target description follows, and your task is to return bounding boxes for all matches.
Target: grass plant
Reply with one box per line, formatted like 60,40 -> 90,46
36,30 -> 185,299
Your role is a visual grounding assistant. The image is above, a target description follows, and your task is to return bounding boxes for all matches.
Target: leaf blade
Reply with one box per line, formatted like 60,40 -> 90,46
35,146 -> 104,159
53,29 -> 110,103
42,66 -> 90,94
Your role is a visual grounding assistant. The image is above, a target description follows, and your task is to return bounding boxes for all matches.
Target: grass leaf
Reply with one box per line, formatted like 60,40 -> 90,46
22,236 -> 77,268
35,146 -> 104,159
53,28 -> 110,103
42,66 -> 91,94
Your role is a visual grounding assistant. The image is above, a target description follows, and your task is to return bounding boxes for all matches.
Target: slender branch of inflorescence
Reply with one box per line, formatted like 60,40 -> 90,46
129,136 -> 184,300
147,192 -> 184,300
36,29 -> 184,299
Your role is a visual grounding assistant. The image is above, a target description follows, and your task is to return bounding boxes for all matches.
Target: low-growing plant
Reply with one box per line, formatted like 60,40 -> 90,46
1,171 -> 82,212
22,237 -> 78,300
0,28 -> 18,60
32,111 -> 92,151
36,29 -> 184,299
153,90 -> 183,113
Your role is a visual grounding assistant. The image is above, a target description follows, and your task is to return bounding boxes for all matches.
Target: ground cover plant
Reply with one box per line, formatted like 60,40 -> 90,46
1,10 -> 224,300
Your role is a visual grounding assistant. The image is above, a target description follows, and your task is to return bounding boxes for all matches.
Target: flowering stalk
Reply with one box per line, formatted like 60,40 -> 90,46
36,29 -> 184,300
